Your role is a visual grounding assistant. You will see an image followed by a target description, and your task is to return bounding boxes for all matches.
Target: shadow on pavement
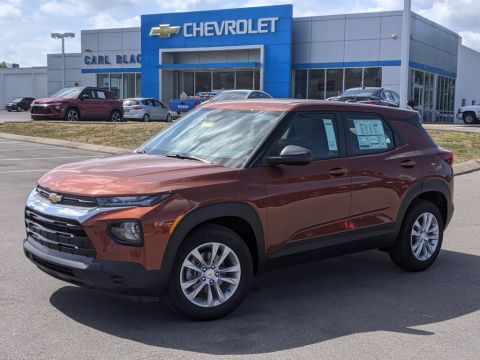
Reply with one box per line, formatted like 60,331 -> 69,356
50,249 -> 480,355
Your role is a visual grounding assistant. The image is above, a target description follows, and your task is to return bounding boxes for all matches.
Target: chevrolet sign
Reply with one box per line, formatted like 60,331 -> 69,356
150,17 -> 279,38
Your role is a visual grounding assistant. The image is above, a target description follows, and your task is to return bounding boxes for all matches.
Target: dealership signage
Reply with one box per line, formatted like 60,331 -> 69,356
84,54 -> 141,65
150,17 -> 279,38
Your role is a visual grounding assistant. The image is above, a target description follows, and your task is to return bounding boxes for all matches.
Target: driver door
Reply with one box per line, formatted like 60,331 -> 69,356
263,112 -> 352,252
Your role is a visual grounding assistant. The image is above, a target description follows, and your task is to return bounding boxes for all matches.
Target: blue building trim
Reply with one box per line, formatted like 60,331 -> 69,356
409,61 -> 456,78
293,60 -> 401,70
157,62 -> 260,70
81,68 -> 141,74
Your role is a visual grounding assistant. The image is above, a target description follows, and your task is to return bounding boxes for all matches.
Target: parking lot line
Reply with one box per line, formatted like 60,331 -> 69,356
0,155 -> 98,161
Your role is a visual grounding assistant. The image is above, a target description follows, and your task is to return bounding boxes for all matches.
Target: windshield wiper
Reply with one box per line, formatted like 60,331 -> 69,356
165,153 -> 213,164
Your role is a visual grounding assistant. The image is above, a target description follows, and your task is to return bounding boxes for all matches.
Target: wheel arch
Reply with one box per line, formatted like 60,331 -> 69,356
64,106 -> 80,119
160,202 -> 266,281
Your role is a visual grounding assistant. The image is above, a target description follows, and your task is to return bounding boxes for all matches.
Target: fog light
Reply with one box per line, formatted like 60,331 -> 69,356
109,221 -> 143,246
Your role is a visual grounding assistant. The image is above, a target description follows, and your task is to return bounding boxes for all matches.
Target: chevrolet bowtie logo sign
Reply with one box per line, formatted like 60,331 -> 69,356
149,24 -> 181,38
48,193 -> 62,204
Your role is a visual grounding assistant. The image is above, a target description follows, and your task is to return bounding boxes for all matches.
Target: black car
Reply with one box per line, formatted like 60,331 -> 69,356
6,97 -> 35,111
329,87 -> 400,107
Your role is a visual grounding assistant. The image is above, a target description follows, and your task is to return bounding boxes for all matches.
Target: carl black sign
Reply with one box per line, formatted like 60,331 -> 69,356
84,54 -> 141,65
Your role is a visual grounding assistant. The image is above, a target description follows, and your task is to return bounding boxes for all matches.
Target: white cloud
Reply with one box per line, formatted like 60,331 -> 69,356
0,2 -> 21,20
88,14 -> 140,29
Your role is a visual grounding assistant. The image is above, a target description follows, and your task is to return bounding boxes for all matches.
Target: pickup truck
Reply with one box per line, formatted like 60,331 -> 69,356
457,105 -> 480,124
169,92 -> 219,116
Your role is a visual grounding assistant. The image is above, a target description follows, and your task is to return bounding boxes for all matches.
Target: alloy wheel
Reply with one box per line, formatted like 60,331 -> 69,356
67,109 -> 79,122
410,212 -> 439,261
180,242 -> 241,308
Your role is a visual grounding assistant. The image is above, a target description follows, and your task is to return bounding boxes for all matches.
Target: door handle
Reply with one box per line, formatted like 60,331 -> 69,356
400,160 -> 416,168
329,168 -> 348,177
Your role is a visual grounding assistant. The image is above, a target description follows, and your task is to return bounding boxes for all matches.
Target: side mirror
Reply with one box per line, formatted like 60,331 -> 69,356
264,145 -> 312,166
80,94 -> 90,100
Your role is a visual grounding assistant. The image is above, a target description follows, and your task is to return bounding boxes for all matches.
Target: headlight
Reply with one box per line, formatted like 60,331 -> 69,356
97,194 -> 171,207
109,221 -> 143,246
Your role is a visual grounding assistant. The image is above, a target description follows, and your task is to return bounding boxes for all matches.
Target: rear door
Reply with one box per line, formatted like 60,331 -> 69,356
263,112 -> 352,252
342,112 -> 423,230
152,100 -> 168,120
94,89 -> 111,119
78,88 -> 97,118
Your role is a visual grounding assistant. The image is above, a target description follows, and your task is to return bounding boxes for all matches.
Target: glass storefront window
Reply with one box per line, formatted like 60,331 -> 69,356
195,72 -> 211,94
294,70 -> 307,99
308,69 -> 325,99
345,68 -> 363,90
135,73 -> 141,97
236,71 -> 253,89
110,74 -> 122,98
325,69 -> 343,98
363,67 -> 382,87
123,73 -> 135,99
253,70 -> 260,90
97,74 -> 109,90
213,71 -> 234,90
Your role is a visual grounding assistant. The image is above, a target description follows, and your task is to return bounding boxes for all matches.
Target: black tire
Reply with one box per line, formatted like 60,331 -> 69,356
166,113 -> 172,122
110,110 -> 122,122
143,114 -> 150,122
389,200 -> 444,271
64,107 -> 79,122
7,109 -> 11,112
463,112 -> 477,124
167,224 -> 253,320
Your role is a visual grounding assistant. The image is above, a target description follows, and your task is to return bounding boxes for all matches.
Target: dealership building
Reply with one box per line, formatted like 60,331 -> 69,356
2,4 -> 480,123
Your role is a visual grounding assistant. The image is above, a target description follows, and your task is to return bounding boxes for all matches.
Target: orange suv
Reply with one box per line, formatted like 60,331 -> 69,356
23,100 -> 454,320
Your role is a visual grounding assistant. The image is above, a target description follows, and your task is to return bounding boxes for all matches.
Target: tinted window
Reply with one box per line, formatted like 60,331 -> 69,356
95,90 -> 106,99
143,99 -> 153,106
269,113 -> 340,160
123,99 -> 139,106
344,114 -> 394,155
153,100 -> 164,107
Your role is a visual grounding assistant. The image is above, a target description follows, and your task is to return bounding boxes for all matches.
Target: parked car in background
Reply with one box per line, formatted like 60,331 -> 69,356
169,91 -> 220,116
30,87 -> 123,122
208,89 -> 272,102
329,87 -> 401,107
24,100 -> 453,320
123,98 -> 172,122
6,97 -> 35,111
457,104 -> 480,124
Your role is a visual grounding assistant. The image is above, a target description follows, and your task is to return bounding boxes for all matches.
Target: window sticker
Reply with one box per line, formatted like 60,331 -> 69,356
323,119 -> 338,151
353,119 -> 388,150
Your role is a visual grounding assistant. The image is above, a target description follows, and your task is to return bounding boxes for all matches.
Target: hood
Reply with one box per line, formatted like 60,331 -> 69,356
38,154 -> 239,196
33,97 -> 68,104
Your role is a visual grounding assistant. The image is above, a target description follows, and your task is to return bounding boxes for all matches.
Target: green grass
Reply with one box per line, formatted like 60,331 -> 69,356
0,122 -> 479,164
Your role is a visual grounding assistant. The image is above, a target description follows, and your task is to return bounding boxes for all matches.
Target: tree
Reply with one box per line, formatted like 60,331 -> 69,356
0,62 -> 7,69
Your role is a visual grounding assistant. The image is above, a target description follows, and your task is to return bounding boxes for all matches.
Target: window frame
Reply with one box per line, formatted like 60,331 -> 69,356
341,112 -> 398,157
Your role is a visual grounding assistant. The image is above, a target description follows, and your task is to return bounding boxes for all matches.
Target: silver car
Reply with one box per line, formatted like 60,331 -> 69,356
208,90 -> 272,102
123,98 -> 172,122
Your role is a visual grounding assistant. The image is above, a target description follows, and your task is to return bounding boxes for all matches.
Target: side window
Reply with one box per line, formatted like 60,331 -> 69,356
143,99 -> 153,106
344,114 -> 395,155
96,90 -> 106,99
256,92 -> 271,99
156,100 -> 165,108
248,92 -> 260,99
269,113 -> 340,160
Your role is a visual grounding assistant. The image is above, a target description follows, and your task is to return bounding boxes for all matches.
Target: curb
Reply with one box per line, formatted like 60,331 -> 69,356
1,131 -> 479,176
0,132 -> 128,154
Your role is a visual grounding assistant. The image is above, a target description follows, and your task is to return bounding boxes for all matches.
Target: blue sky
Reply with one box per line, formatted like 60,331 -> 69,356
0,0 -> 478,66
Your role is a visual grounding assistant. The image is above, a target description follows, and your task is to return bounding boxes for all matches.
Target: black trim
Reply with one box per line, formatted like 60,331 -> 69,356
107,220 -> 144,247
161,202 -> 266,283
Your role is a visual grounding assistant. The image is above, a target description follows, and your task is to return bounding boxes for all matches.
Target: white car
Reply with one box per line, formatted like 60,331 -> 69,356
457,105 -> 480,124
123,98 -> 172,122
208,90 -> 272,102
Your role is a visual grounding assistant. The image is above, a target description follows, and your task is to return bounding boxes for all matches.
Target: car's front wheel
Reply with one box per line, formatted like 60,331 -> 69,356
143,114 -> 150,122
389,200 -> 444,271
463,112 -> 477,124
167,224 -> 253,320
65,108 -> 79,122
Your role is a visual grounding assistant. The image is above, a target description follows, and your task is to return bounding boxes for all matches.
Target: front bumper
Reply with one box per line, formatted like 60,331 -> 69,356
24,235 -> 168,295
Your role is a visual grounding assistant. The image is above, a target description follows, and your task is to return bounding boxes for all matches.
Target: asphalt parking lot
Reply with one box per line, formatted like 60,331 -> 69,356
1,139 -> 480,360
0,110 -> 32,123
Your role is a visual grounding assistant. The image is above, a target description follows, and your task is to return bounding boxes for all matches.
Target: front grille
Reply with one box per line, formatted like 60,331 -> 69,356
37,186 -> 98,208
25,208 -> 96,257
31,105 -> 51,114
29,254 -> 75,277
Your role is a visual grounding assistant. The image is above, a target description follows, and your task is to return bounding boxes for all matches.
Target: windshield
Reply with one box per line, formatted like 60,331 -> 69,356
341,88 -> 377,97
211,91 -> 249,101
140,108 -> 284,168
51,87 -> 83,99
12,98 -> 22,102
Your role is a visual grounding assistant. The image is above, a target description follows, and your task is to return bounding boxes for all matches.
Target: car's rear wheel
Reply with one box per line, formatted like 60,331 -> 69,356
167,224 -> 253,320
110,110 -> 122,122
463,112 -> 477,124
143,114 -> 150,122
65,108 -> 79,122
389,200 -> 443,271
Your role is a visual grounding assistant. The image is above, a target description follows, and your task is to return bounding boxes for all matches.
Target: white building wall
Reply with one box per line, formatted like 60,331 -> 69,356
47,53 -> 83,95
0,67 -> 47,108
455,44 -> 480,123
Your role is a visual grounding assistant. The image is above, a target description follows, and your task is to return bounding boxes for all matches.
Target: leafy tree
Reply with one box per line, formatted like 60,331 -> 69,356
0,62 -> 7,69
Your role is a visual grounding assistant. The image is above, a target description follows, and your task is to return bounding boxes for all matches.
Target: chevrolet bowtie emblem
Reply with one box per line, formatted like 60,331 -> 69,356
48,193 -> 62,204
150,24 -> 181,38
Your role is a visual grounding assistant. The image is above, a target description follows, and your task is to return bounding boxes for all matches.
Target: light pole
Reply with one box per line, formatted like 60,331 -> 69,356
399,0 -> 411,109
51,32 -> 75,88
